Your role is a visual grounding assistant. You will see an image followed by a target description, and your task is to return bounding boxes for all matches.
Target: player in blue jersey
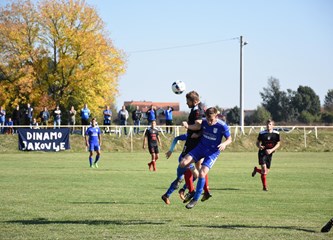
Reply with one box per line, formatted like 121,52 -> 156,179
177,107 -> 232,209
85,118 -> 102,168
251,119 -> 280,191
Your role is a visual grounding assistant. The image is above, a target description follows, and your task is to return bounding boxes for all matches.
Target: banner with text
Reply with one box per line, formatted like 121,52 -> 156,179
18,128 -> 70,151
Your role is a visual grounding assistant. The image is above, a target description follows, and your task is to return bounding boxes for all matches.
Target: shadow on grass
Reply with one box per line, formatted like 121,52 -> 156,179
183,224 -> 316,233
69,201 -> 150,205
6,218 -> 170,226
210,188 -> 241,191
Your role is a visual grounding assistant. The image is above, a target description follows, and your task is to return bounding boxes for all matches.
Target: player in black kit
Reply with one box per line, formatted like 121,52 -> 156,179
252,119 -> 280,191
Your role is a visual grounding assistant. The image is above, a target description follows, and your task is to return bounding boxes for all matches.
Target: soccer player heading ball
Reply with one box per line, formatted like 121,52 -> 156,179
177,107 -> 232,209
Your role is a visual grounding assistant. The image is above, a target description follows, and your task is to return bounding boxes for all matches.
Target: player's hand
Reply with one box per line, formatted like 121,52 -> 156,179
191,133 -> 200,139
182,121 -> 188,129
218,143 -> 227,151
165,151 -> 172,159
266,149 -> 273,155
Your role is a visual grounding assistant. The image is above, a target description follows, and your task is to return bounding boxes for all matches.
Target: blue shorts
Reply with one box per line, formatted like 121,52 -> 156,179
188,144 -> 220,169
89,143 -> 100,152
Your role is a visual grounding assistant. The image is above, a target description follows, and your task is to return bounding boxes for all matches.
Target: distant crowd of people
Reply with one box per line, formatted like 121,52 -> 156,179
0,103 -> 175,135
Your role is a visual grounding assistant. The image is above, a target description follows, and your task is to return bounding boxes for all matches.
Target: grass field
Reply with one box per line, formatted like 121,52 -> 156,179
0,151 -> 332,240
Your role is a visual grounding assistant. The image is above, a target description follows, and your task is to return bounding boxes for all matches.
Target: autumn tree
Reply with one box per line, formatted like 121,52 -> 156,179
0,0 -> 125,120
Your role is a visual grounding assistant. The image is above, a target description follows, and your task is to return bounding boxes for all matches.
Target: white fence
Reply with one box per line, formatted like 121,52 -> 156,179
4,124 -> 333,151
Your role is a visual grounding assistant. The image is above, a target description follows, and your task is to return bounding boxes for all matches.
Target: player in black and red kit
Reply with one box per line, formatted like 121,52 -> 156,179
161,91 -> 208,205
252,119 -> 280,191
180,91 -> 213,203
143,120 -> 162,171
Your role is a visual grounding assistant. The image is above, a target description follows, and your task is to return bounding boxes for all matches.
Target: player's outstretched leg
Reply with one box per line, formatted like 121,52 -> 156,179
252,166 -> 261,177
161,194 -> 170,205
321,218 -> 333,233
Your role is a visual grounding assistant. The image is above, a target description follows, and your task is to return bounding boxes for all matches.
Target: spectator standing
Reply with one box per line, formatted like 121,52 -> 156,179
118,105 -> 129,135
146,105 -> 157,125
0,106 -> 6,134
12,105 -> 21,133
81,103 -> 91,126
30,118 -> 39,129
68,106 -> 77,134
6,117 -> 14,134
25,103 -> 33,125
132,106 -> 142,134
103,105 -> 112,133
164,106 -> 174,134
53,105 -> 61,129
40,107 -> 50,128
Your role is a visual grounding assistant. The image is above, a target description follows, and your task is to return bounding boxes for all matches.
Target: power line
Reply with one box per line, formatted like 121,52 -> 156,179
128,37 -> 239,54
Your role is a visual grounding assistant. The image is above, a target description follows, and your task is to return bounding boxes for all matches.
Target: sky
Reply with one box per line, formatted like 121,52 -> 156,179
3,0 -> 333,111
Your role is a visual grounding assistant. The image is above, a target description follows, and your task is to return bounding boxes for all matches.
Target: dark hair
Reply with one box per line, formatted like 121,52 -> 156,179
266,119 -> 274,124
186,91 -> 200,102
205,107 -> 218,116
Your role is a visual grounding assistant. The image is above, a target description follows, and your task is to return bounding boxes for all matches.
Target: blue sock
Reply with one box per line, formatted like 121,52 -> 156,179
89,157 -> 93,166
177,166 -> 186,179
193,177 -> 206,201
94,155 -> 100,164
166,175 -> 184,197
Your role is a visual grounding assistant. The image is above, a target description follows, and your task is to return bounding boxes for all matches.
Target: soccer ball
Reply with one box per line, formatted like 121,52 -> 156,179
171,81 -> 186,94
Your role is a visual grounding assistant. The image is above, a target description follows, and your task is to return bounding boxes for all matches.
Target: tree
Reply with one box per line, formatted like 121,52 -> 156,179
0,0 -> 125,116
260,77 -> 286,122
226,106 -> 240,125
248,106 -> 271,124
321,112 -> 333,124
292,86 -> 321,118
324,89 -> 333,112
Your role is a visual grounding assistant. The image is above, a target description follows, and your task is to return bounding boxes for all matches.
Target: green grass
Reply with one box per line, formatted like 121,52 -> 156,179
0,152 -> 332,240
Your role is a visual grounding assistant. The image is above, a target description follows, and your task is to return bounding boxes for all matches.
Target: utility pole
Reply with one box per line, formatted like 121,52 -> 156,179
239,36 -> 247,134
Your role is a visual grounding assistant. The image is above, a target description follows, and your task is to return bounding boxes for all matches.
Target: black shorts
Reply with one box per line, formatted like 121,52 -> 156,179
149,145 -> 159,154
258,150 -> 273,169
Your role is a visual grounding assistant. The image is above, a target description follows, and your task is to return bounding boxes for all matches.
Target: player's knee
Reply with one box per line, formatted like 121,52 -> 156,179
179,159 -> 189,168
192,168 -> 199,179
